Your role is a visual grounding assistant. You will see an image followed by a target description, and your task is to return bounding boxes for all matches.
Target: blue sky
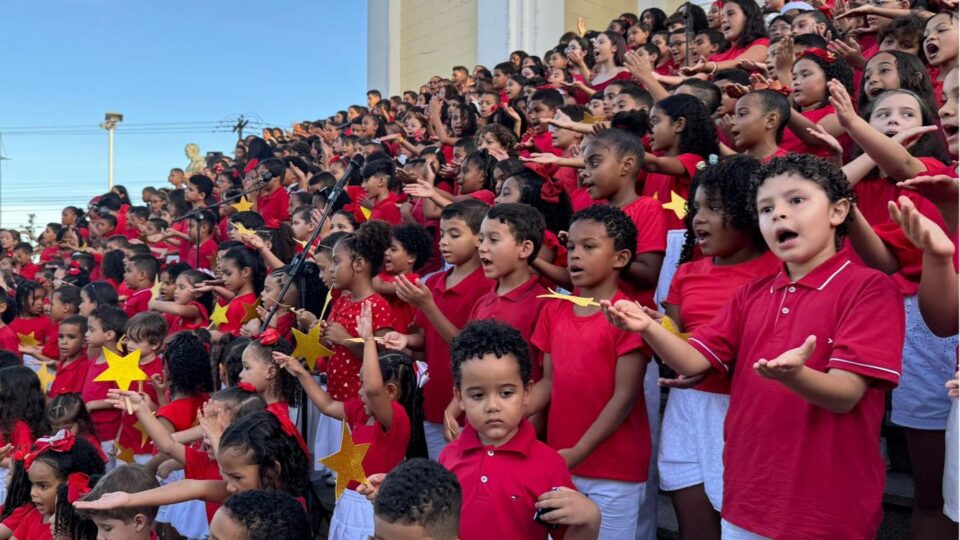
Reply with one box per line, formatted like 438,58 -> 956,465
0,1 -> 367,230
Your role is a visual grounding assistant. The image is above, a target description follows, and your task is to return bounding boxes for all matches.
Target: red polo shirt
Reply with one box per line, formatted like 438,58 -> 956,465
122,287 -> 152,318
664,252 -> 781,394
641,153 -> 705,230
468,276 -> 548,379
439,419 -> 575,540
688,252 -> 904,540
531,291 -> 652,482
49,355 -> 91,398
415,267 -> 494,422
257,186 -> 290,227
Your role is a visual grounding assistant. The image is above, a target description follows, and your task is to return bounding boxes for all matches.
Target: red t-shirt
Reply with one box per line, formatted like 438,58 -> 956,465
617,197 -> 668,308
169,301 -> 210,335
122,288 -> 152,318
118,357 -> 163,455
343,398 -> 410,489
38,246 -> 59,263
468,276 -> 548,379
377,272 -> 420,333
368,194 -> 404,225
641,153 -> 705,230
19,264 -> 41,281
531,291 -> 651,482
184,445 -> 222,523
0,420 -> 33,449
12,505 -> 51,540
219,292 -> 258,336
664,253 -> 781,394
466,189 -> 496,205
687,253 -> 904,539
326,294 -> 395,402
1,504 -> 32,535
781,105 -> 847,158
184,238 -> 218,271
257,186 -> 291,228
49,356 -> 91,398
82,358 -> 122,441
9,316 -> 52,347
157,394 -> 208,432
0,325 -> 18,354
708,38 -> 769,64
589,70 -> 633,96
415,267 -> 494,422
439,419 -> 576,540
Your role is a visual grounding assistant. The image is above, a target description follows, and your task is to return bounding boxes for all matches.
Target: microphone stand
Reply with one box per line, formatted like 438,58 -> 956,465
172,181 -> 266,269
684,4 -> 694,69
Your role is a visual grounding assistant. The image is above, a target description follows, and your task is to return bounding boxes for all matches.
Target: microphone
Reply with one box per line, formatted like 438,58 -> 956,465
328,154 -> 365,205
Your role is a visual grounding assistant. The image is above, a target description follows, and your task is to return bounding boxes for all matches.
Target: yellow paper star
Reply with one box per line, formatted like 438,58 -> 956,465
319,423 -> 370,500
94,348 -> 147,392
661,316 -> 690,341
233,222 -> 256,238
37,362 -> 55,394
292,325 -> 333,372
134,420 -> 150,447
115,441 -> 135,464
582,112 -> 604,125
320,290 -> 333,317
150,279 -> 162,301
241,300 -> 261,324
231,196 -> 254,213
17,332 -> 40,347
360,206 -> 372,220
537,288 -> 600,308
662,190 -> 687,221
293,238 -> 307,248
210,303 -> 230,328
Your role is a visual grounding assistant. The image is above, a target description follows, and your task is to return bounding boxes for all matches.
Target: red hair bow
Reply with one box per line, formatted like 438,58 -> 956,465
540,180 -> 563,204
69,260 -> 81,269
23,430 -> 76,469
67,268 -> 81,276
803,48 -> 837,64
66,472 -> 91,504
243,159 -> 260,175
256,328 -> 281,346
816,4 -> 833,19
267,403 -> 310,456
237,382 -> 257,393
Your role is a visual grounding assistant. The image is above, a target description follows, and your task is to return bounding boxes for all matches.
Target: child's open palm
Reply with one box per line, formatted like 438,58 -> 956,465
394,274 -> 432,308
107,389 -> 151,413
600,299 -> 654,333
356,302 -> 374,340
73,491 -> 132,511
888,196 -> 956,259
381,331 -> 408,351
273,351 -> 309,378
403,177 -> 438,200
754,335 -> 817,381
827,79 -> 857,127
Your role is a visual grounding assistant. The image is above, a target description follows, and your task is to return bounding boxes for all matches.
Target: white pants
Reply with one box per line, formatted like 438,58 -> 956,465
424,421 -> 448,461
945,398 -> 959,522
328,489 -> 375,539
659,388 -> 729,510
573,476 -> 644,540
721,519 -> 771,539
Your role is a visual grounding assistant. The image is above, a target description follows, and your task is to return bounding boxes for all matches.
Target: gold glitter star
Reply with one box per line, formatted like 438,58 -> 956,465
319,423 -> 369,500
134,420 -> 150,448
231,196 -> 254,213
292,325 -> 333,372
241,299 -> 261,324
114,441 -> 135,464
662,190 -> 688,221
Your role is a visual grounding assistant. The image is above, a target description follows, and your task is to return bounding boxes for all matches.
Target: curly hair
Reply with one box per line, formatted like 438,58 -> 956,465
244,338 -> 300,406
654,94 -> 719,158
475,123 -> 518,154
795,50 -> 855,109
221,490 -> 310,539
680,155 -> 766,264
219,411 -> 309,497
165,332 -> 215,397
570,204 -> 639,263
374,458 -> 461,540
451,320 -> 532,388
749,154 -> 855,248
101,249 -> 126,284
0,366 -> 48,442
392,224 -> 433,271
462,150 -> 499,193
337,219 -> 394,275
500,169 -> 571,237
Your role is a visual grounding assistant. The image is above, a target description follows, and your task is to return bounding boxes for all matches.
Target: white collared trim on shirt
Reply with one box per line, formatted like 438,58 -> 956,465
829,357 -> 901,380
816,260 -> 852,290
689,337 -> 729,372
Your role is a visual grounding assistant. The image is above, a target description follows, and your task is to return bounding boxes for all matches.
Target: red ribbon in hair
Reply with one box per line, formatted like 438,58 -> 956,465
237,382 -> 258,393
66,472 -> 91,503
67,268 -> 81,276
267,403 -> 310,456
243,159 -> 260,175
22,430 -> 76,469
803,48 -> 837,64
255,328 -> 281,346
816,4 -> 833,19
540,180 -> 563,204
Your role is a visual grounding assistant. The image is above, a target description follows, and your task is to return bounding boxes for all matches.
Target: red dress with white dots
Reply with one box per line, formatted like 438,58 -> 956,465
325,293 -> 395,401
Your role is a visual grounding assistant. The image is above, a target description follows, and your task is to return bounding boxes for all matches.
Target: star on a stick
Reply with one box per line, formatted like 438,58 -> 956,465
210,303 -> 230,328
319,423 -> 369,500
231,196 -> 254,213
292,325 -> 333,372
94,348 -> 148,393
537,288 -> 600,308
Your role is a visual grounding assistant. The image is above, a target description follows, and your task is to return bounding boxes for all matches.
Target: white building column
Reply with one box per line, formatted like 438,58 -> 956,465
477,0 -> 563,68
366,0 -> 401,97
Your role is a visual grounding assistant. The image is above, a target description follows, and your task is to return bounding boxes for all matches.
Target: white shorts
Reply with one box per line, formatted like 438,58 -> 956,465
424,421 -> 448,461
892,296 -> 958,429
659,388 -> 730,511
0,467 -> 8,506
328,488 -> 374,540
945,398 -> 959,522
314,412 -> 344,473
721,518 -> 771,539
654,229 -> 687,310
573,475 -> 644,540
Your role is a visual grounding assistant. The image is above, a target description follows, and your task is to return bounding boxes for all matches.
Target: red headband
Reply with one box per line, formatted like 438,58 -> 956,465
255,328 -> 281,346
802,48 -> 837,64
267,403 -> 310,456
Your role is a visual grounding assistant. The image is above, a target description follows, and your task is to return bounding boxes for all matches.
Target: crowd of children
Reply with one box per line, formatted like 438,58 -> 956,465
0,2 -> 957,539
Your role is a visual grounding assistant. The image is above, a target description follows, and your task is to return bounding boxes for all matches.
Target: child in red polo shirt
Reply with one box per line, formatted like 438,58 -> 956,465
276,302 -> 425,538
373,224 -> 433,333
518,89 -> 565,157
25,286 -> 82,366
360,159 -> 403,225
12,243 -> 40,281
183,212 -> 218,271
369,458 -> 462,540
76,464 -> 160,540
658,156 -> 780,538
383,200 -> 494,459
116,313 -> 166,463
603,154 -> 905,539
440,320 -> 600,540
121,254 -> 158,318
529,205 -> 652,539
48,315 -> 90,397
81,305 -> 129,461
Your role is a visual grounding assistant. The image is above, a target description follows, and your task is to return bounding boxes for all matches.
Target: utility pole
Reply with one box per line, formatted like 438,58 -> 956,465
232,115 -> 249,141
100,112 -> 123,189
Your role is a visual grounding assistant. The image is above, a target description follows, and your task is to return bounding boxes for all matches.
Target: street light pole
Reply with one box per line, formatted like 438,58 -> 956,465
100,112 -> 123,189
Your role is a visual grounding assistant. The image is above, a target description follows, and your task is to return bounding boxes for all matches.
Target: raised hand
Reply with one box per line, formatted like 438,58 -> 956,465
887,196 -> 956,259
827,79 -> 857,127
896,174 -> 959,202
356,302 -> 374,340
520,153 -> 561,165
273,351 -> 309,378
599,299 -> 655,333
753,335 -> 817,381
806,125 -> 844,157
394,274 -> 433,309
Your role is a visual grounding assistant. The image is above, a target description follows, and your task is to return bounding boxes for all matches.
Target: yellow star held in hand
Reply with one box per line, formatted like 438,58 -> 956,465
17,332 -> 40,347
320,290 -> 333,317
360,206 -> 372,220
319,423 -> 370,500
233,222 -> 256,238
115,441 -> 135,464
150,279 -> 162,301
37,362 -> 55,394
241,299 -> 261,324
582,112 -> 604,125
537,288 -> 600,308
662,190 -> 687,221
661,315 -> 690,341
231,196 -> 254,213
134,420 -> 150,447
292,325 -> 333,372
94,348 -> 148,392
210,303 -> 230,328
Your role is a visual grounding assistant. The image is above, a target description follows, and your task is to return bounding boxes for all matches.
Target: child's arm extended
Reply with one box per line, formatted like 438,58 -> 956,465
787,108 -> 843,149
357,303 -> 395,428
147,299 -> 200,319
107,389 -> 185,463
753,335 -> 870,413
889,196 -> 959,337
556,351 -> 646,469
372,274 -> 398,296
84,399 -> 115,412
73,479 -> 230,510
273,352 -> 345,420
830,80 -> 935,180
